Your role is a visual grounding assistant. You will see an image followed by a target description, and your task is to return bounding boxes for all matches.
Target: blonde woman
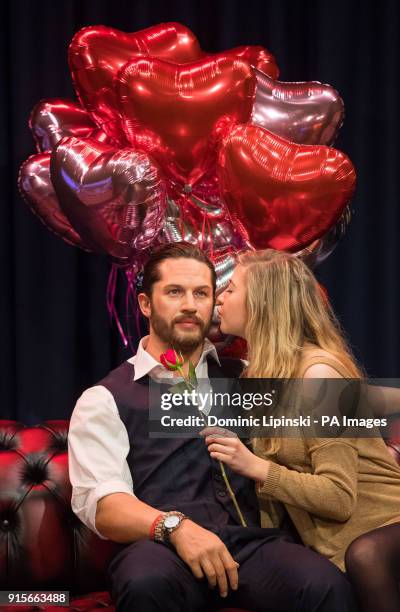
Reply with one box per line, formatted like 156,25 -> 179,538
202,249 -> 400,612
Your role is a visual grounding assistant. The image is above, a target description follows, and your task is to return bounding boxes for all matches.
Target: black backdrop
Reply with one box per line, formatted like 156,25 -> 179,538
1,0 -> 399,424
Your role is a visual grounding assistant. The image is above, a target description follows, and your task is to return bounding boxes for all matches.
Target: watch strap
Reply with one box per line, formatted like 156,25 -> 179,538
149,512 -> 165,540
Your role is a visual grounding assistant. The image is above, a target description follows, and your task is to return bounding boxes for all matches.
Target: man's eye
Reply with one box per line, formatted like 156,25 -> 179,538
168,289 -> 180,295
195,291 -> 208,297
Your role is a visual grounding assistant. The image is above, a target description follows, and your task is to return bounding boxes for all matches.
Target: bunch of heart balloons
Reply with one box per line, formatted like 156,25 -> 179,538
19,21 -> 356,300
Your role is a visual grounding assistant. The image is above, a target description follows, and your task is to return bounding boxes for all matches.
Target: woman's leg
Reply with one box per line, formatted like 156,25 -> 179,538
345,522 -> 400,612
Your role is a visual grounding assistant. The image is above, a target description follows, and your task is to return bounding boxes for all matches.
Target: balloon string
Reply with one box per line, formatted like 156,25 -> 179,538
179,197 -> 186,240
106,264 -> 129,347
200,211 -> 207,250
207,215 -> 214,260
106,264 -> 117,315
124,268 -> 132,349
124,267 -> 138,354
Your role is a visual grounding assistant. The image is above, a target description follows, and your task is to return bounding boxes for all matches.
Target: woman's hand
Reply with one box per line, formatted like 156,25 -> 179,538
199,426 -> 270,483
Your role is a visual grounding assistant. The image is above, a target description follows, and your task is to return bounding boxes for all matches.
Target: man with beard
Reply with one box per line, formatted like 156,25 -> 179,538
68,242 -> 357,612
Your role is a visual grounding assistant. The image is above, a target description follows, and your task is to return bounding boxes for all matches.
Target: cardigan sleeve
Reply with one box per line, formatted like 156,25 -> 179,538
257,438 -> 359,522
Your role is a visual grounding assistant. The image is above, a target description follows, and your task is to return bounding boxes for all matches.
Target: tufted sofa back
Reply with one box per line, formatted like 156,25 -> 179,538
0,420 -> 119,595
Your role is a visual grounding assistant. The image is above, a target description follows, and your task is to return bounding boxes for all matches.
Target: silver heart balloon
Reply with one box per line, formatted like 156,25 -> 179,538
159,198 -> 238,253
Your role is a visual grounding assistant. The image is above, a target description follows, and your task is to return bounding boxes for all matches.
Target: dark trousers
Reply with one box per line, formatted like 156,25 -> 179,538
107,525 -> 358,612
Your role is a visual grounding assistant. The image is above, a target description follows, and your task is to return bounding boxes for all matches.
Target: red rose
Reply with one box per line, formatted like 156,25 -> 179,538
160,348 -> 184,371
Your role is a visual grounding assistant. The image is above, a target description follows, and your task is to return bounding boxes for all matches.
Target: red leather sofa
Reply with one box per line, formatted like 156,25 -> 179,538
1,418 -> 399,612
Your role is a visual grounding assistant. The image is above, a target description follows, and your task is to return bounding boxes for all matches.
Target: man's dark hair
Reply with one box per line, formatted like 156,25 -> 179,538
141,242 -> 217,296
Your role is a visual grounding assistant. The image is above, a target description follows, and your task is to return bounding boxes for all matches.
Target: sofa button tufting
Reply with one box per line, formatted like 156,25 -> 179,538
24,458 -> 48,485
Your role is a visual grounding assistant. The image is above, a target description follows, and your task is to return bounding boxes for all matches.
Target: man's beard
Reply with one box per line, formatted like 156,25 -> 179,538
150,308 -> 212,354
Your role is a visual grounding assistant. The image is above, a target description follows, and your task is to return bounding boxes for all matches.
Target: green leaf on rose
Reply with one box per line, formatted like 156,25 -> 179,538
168,381 -> 190,395
189,361 -> 198,386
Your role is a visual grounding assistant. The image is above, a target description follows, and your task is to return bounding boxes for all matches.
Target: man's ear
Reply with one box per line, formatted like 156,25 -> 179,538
138,292 -> 151,318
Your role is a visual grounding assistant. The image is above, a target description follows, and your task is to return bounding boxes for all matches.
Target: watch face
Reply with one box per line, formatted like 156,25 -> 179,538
165,515 -> 180,529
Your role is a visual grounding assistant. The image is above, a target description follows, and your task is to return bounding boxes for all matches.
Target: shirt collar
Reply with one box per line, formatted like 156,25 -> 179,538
128,335 -> 221,381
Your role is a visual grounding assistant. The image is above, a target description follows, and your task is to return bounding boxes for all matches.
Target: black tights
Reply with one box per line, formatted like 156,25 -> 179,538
345,522 -> 400,612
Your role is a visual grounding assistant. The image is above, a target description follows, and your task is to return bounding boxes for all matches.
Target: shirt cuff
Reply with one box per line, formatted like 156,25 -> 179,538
86,480 -> 137,540
257,461 -> 282,497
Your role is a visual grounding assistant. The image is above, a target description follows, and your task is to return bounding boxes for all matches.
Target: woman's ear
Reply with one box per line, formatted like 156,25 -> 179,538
138,292 -> 151,318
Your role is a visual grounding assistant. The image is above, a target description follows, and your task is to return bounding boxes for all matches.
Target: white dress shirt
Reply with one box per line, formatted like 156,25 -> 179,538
68,336 -> 221,539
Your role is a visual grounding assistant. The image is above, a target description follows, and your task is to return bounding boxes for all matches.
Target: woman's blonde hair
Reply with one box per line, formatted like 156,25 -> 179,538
237,249 -> 363,379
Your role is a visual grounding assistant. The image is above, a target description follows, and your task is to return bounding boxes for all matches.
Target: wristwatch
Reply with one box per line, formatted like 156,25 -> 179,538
154,511 -> 188,543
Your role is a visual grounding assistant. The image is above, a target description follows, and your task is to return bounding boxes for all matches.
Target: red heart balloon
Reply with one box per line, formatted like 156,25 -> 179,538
230,45 -> 279,79
18,154 -> 89,250
50,137 -> 167,264
68,23 -> 278,149
69,23 -> 202,142
118,55 -> 256,186
218,124 -> 356,251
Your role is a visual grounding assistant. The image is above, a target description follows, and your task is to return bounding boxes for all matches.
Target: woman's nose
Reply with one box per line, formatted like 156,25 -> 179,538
216,292 -> 224,306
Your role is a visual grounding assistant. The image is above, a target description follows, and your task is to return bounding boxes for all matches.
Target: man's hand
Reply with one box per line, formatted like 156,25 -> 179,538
169,519 -> 239,598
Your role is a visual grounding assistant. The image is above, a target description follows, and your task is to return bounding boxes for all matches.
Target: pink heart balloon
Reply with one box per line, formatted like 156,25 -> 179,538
251,68 -> 344,145
30,99 -> 103,153
50,137 -> 167,264
18,154 -> 89,250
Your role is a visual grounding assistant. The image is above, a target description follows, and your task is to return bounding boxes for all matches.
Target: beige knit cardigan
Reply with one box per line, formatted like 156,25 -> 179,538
253,352 -> 400,571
